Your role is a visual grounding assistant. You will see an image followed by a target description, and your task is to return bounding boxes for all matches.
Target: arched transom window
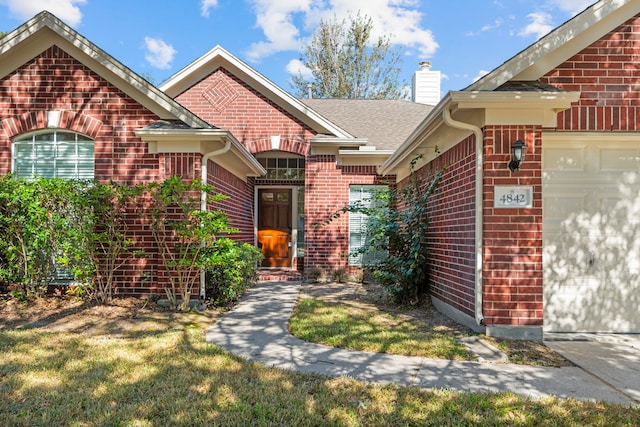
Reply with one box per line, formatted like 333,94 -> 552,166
12,130 -> 94,179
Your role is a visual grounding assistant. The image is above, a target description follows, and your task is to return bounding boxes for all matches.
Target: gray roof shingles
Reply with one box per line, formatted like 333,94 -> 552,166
300,99 -> 433,151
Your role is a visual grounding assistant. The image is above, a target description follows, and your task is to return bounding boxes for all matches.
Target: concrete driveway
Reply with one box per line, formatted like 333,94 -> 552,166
544,333 -> 640,404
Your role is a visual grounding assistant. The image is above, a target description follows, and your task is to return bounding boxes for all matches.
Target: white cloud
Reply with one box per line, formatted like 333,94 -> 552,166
473,69 -> 490,82
286,58 -> 312,79
245,0 -> 438,61
519,12 -> 554,39
143,37 -> 177,70
200,0 -> 218,18
1,0 -> 86,26
546,0 -> 595,16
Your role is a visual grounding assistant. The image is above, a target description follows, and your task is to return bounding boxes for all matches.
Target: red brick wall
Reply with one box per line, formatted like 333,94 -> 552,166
207,160 -> 255,243
0,46 -> 168,296
421,137 -> 477,318
305,156 -> 390,274
0,46 -> 160,185
174,68 -> 315,153
424,15 -> 640,329
542,14 -> 640,131
482,126 -> 543,327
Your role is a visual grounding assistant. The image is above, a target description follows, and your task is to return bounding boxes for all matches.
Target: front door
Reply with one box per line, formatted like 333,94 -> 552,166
258,189 -> 292,267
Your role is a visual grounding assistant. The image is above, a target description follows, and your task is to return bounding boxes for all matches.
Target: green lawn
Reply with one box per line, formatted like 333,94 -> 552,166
290,298 -> 473,360
1,325 -> 638,426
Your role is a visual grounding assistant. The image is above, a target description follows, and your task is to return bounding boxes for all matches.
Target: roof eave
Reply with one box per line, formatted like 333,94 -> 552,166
135,128 -> 266,178
379,89 -> 581,176
467,0 -> 640,91
0,11 -> 211,129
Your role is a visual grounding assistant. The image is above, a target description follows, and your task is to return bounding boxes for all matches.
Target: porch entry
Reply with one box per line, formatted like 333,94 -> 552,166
258,189 -> 292,267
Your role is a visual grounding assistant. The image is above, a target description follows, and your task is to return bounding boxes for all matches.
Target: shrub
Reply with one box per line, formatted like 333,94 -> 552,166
0,176 -> 95,298
204,238 -> 262,306
323,154 -> 444,304
144,177 -> 237,311
332,267 -> 349,283
305,266 -> 323,283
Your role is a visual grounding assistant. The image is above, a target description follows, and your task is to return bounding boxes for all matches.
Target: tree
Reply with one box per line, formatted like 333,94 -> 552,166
290,13 -> 404,99
145,177 -> 237,311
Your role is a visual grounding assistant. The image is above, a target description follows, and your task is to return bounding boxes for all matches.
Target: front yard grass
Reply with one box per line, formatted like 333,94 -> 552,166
1,325 -> 639,426
290,298 -> 474,360
289,281 -> 573,367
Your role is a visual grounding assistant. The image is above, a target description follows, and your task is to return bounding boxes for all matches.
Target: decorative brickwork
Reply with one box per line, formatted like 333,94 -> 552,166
174,68 -> 315,154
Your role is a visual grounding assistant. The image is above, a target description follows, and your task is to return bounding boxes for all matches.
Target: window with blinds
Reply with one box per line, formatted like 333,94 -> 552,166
12,131 -> 94,180
348,184 -> 388,266
11,130 -> 94,283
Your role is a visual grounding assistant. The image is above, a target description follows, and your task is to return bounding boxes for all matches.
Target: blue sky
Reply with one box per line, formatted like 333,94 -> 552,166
0,0 -> 596,98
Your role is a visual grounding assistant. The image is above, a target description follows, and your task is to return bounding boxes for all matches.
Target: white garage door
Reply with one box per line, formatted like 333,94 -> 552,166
543,133 -> 640,332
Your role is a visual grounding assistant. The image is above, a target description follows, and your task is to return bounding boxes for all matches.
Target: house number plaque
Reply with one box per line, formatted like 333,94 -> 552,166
494,186 -> 533,208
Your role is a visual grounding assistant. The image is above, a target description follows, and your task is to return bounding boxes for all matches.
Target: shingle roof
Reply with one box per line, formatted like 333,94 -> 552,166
300,99 -> 433,150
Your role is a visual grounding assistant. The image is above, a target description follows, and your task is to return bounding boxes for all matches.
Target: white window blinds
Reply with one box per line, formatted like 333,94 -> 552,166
348,185 -> 387,266
13,131 -> 94,180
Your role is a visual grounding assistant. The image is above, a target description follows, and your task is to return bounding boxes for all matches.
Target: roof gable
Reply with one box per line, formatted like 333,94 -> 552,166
467,0 -> 640,91
0,11 -> 211,129
159,45 -> 353,139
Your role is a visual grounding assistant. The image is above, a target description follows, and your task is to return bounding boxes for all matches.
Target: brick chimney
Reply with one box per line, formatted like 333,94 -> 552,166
412,61 -> 441,105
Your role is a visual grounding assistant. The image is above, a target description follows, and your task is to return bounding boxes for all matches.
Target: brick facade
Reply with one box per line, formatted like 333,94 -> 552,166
542,15 -> 640,129
482,126 -> 543,327
174,67 -> 390,275
0,46 -> 256,296
174,68 -> 315,150
0,46 -> 160,185
411,14 -> 640,334
305,159 -> 389,274
425,137 -> 477,319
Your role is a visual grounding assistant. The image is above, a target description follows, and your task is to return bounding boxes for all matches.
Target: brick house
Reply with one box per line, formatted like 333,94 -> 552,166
381,0 -> 640,339
2,0 -> 639,338
0,11 -> 430,296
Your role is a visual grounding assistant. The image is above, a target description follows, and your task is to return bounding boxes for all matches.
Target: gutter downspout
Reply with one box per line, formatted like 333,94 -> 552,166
442,108 -> 485,328
199,140 -> 232,301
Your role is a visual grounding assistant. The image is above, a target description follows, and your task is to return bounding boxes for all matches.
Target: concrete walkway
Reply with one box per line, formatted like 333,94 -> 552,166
205,281 -> 637,406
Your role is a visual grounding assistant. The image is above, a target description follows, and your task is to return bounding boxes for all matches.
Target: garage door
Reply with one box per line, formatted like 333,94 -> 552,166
543,133 -> 640,332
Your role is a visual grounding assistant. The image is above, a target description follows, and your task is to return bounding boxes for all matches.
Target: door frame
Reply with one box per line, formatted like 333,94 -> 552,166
254,185 -> 301,269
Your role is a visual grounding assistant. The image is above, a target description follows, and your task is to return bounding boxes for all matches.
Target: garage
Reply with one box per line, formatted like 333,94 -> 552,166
542,132 -> 640,332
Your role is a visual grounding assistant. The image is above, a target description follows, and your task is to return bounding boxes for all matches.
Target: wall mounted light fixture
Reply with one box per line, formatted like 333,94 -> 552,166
508,139 -> 526,172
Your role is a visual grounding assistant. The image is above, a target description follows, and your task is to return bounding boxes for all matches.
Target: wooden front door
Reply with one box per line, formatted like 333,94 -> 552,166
258,189 -> 292,267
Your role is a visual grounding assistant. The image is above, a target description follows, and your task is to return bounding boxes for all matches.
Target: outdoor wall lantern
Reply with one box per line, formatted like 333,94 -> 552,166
508,139 -> 526,172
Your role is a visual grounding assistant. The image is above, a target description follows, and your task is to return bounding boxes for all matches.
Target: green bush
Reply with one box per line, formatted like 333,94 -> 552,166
0,175 -> 95,298
204,238 -> 262,307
